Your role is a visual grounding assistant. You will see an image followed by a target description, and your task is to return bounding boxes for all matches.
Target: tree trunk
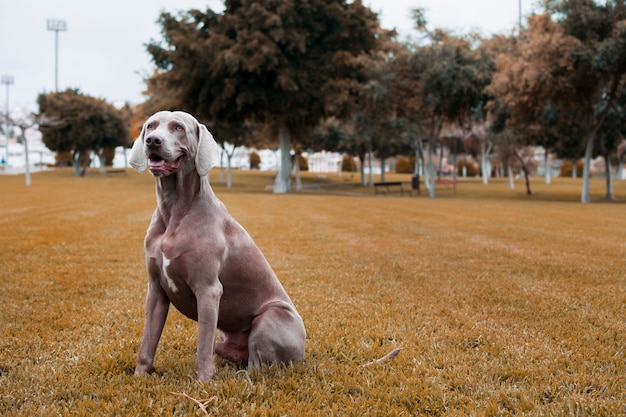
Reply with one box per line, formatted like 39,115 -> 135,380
23,133 -> 31,186
367,143 -> 373,187
417,146 -> 425,177
513,150 -> 532,195
380,156 -> 386,183
224,144 -> 236,188
604,153 -> 613,200
426,141 -> 436,198
80,155 -> 90,176
226,154 -> 233,188
451,144 -> 458,181
219,148 -> 225,184
358,152 -> 366,186
294,153 -> 302,191
507,162 -> 514,189
80,163 -> 89,176
437,142 -> 444,180
274,123 -> 292,193
544,149 -> 551,185
337,154 -> 342,178
72,150 -> 81,176
418,139 -> 430,194
462,154 -> 467,177
481,139 -> 492,185
97,150 -> 106,174
581,133 -> 594,203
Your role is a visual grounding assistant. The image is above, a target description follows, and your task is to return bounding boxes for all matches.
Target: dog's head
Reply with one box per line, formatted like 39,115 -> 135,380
129,111 -> 220,177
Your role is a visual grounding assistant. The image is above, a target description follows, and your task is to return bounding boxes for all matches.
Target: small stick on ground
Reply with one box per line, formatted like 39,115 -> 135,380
174,392 -> 217,416
361,348 -> 402,367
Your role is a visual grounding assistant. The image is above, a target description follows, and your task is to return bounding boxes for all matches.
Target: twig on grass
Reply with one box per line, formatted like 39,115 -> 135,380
174,392 -> 218,416
361,347 -> 402,368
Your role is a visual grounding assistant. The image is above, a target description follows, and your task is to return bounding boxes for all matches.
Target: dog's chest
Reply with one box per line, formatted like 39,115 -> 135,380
146,231 -> 198,308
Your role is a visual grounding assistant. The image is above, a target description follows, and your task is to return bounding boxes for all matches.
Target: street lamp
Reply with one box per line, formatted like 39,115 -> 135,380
1,75 -> 14,167
47,19 -> 67,92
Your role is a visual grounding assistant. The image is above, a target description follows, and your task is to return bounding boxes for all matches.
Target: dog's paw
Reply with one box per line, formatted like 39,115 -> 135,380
134,366 -> 155,376
197,364 -> 216,382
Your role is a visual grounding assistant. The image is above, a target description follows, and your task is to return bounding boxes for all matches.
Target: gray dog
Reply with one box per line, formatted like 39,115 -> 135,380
129,110 -> 306,380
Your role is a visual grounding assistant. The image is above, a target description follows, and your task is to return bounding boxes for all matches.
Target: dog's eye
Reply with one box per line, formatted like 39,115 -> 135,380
174,124 -> 184,131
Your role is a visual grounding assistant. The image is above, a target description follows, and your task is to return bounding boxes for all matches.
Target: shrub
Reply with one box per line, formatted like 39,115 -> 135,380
342,155 -> 357,172
559,160 -> 586,177
457,159 -> 479,176
249,151 -> 261,170
55,151 -> 72,167
296,154 -> 308,171
103,147 -> 116,166
395,157 -> 415,174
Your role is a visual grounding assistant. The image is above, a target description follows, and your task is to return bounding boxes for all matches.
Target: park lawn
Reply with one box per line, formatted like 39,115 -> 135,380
0,169 -> 625,416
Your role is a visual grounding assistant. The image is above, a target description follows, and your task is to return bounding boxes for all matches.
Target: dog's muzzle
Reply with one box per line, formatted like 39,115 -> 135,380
148,152 -> 184,176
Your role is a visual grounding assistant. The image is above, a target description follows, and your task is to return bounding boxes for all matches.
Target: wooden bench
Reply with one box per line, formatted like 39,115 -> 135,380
434,178 -> 457,192
106,169 -> 127,176
374,181 -> 412,196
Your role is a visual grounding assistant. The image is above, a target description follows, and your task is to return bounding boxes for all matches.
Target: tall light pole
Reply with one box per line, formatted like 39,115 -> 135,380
1,75 -> 14,167
47,19 -> 67,92
519,0 -> 522,33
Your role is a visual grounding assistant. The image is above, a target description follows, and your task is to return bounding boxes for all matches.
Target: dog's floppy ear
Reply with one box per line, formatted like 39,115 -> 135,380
129,135 -> 148,172
129,120 -> 148,172
195,123 -> 220,177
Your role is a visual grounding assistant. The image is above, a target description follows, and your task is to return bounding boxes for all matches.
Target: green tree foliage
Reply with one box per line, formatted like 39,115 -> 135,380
38,89 -> 129,176
144,0 -> 379,192
487,15 -> 583,194
312,117 -> 376,184
494,0 -> 626,202
397,16 -> 495,197
137,0 -> 626,203
352,32 -> 414,183
212,120 -> 259,188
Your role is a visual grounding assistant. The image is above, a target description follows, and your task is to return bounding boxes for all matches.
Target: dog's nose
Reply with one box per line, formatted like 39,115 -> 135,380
145,136 -> 162,149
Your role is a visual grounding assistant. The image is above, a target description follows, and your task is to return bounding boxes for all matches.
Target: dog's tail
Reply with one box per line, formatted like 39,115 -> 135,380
361,347 -> 402,367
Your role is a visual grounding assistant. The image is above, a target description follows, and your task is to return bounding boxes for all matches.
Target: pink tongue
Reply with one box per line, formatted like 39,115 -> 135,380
149,159 -> 165,169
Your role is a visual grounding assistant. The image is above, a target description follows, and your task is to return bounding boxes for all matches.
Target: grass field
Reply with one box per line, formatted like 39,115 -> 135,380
1,169 -> 625,416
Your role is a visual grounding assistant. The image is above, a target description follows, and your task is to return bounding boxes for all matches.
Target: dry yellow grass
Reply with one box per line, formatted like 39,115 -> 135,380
1,169 -> 625,416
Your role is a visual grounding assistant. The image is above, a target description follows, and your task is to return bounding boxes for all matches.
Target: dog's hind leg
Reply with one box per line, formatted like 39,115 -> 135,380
247,302 -> 306,369
215,330 -> 250,363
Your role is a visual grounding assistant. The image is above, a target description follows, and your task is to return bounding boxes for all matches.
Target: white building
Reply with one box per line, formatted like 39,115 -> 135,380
0,129 -> 56,173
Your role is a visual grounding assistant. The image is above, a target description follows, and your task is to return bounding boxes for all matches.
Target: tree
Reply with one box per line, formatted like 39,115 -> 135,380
383,32 -> 430,184
313,117 -> 374,185
352,31 -> 413,184
145,0 -> 379,192
400,20 -> 494,197
617,140 -> 626,180
38,89 -> 129,176
488,14 -> 589,195
5,114 -> 39,186
492,126 -> 535,195
542,1 -> 626,202
595,92 -> 626,198
210,120 -> 258,188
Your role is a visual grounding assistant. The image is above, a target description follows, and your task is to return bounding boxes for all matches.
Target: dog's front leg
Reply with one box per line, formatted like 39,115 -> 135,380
195,282 -> 223,381
135,282 -> 170,375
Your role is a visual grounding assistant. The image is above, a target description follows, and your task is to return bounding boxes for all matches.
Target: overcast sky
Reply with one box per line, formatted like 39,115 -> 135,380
0,0 -> 536,114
